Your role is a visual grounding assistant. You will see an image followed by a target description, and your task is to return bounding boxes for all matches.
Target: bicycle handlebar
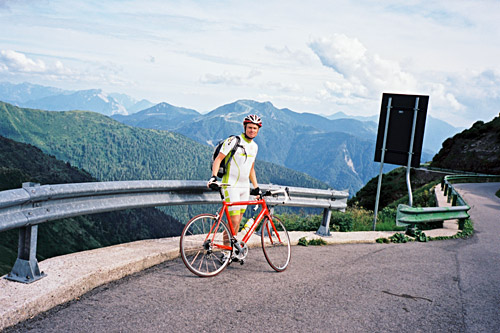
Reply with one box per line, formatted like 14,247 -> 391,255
262,188 -> 290,203
211,182 -> 290,203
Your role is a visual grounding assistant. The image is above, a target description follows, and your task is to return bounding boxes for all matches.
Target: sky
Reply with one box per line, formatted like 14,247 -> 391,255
1,0 -> 499,128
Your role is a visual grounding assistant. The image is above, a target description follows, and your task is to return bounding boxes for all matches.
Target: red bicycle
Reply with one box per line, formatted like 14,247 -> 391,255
179,185 -> 291,277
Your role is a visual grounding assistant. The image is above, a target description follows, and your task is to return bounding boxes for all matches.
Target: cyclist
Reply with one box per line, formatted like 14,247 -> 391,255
208,114 -> 262,238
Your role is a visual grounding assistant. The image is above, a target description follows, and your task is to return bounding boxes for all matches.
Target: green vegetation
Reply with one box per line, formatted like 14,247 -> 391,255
348,166 -> 443,211
277,175 -> 440,234
0,102 -> 327,276
4,102 -> 495,277
277,206 -> 403,233
431,116 -> 500,174
0,101 -> 327,188
0,135 -> 183,277
297,237 -> 327,246
376,219 -> 473,244
0,102 -> 328,221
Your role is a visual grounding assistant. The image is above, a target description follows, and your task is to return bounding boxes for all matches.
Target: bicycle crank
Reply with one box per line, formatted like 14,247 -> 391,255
232,240 -> 248,261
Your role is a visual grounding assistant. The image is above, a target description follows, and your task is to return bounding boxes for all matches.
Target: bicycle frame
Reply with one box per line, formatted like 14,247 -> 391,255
211,196 -> 280,252
180,186 -> 291,276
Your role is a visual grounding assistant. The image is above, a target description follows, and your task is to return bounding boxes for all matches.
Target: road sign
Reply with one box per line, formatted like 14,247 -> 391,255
372,93 -> 429,230
374,93 -> 429,167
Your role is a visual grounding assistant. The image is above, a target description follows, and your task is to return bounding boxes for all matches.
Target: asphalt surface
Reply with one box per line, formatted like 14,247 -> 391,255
3,183 -> 500,332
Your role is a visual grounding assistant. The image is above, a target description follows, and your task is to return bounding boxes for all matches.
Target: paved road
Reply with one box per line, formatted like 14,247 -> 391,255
5,183 -> 500,332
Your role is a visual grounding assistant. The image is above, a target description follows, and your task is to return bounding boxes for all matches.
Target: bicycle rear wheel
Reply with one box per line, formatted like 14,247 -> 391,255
180,214 -> 232,277
261,215 -> 291,272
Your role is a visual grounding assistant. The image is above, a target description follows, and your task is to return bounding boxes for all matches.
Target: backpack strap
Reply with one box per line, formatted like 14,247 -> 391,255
222,135 -> 241,169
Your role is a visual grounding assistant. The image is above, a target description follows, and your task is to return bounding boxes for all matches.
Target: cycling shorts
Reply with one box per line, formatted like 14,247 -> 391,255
223,186 -> 249,216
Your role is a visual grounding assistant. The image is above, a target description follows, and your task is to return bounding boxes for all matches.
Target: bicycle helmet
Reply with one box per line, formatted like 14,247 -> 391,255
243,114 -> 262,128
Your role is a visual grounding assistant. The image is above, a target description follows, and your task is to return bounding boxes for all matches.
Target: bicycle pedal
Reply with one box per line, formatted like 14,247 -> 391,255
239,259 -> 245,265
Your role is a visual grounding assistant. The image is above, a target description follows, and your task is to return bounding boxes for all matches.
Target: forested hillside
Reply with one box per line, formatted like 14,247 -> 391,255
116,99 -> 388,194
0,101 -> 209,181
0,101 -> 327,187
0,135 -> 184,276
348,167 -> 443,210
430,115 -> 500,174
0,101 -> 328,220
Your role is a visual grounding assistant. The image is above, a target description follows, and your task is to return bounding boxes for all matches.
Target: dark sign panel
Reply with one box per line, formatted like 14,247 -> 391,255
374,93 -> 429,167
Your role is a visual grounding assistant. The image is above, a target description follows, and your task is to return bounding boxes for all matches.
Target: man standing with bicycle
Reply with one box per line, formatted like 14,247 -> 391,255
208,114 -> 262,236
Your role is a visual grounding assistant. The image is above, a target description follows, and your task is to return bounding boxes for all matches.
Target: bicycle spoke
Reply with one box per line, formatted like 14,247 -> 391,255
180,214 -> 232,277
189,250 -> 202,266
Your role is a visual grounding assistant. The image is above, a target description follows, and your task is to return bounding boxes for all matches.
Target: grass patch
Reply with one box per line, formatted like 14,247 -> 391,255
278,206 -> 406,233
429,218 -> 474,240
277,182 -> 473,241
297,237 -> 327,246
375,219 -> 474,244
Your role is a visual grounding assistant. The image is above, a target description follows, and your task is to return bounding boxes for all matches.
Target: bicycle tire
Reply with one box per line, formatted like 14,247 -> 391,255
180,214 -> 232,277
261,215 -> 291,272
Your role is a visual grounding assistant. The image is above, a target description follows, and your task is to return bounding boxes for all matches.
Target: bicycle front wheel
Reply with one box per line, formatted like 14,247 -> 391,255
180,214 -> 232,277
261,215 -> 291,272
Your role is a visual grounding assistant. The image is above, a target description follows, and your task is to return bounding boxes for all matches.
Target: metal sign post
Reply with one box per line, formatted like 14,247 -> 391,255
373,93 -> 429,230
372,97 -> 392,230
405,97 -> 420,207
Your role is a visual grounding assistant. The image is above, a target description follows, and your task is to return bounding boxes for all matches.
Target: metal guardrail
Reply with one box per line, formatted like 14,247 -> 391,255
1,180 -> 348,283
418,165 -> 494,176
396,205 -> 470,227
442,174 -> 500,186
396,173 -> 500,230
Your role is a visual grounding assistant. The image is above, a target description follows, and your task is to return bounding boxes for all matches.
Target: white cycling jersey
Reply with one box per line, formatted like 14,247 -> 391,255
220,133 -> 258,187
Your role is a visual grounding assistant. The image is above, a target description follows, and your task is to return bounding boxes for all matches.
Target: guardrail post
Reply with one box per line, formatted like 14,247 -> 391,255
316,208 -> 332,236
446,187 -> 453,203
5,225 -> 46,283
4,182 -> 46,283
451,194 -> 458,206
458,218 -> 465,230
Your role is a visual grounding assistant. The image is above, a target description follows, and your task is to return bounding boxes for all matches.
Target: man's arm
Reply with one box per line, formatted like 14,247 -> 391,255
212,152 -> 226,177
249,163 -> 258,189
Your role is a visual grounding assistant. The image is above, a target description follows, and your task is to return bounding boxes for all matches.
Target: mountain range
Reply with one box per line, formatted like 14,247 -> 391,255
0,101 -> 328,220
112,99 -> 455,194
0,81 -> 464,194
0,82 -> 154,116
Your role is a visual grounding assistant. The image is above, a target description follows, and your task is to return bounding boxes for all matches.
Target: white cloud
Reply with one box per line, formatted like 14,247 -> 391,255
200,69 -> 261,86
306,33 -> 500,126
1,1 -> 500,127
200,72 -> 242,85
439,69 -> 500,122
0,49 -> 134,89
0,49 -> 47,73
265,45 -> 313,65
308,34 -> 419,99
264,81 -> 302,93
0,49 -> 78,78
309,35 -> 367,77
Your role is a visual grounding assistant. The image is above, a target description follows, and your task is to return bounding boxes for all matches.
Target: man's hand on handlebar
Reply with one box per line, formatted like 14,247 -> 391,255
250,187 -> 260,195
207,176 -> 219,190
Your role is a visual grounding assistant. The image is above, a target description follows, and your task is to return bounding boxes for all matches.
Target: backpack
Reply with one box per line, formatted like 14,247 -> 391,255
212,135 -> 241,178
